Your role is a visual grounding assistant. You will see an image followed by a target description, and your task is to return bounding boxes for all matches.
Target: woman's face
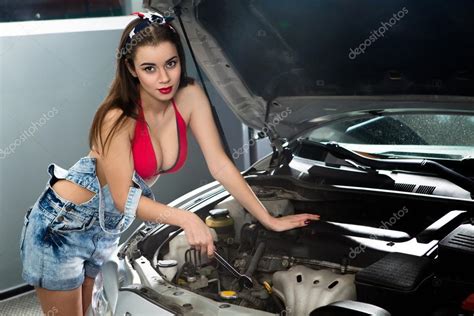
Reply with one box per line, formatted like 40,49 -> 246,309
128,41 -> 182,102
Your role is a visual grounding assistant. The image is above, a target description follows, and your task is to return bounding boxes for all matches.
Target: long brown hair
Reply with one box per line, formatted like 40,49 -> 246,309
88,16 -> 194,156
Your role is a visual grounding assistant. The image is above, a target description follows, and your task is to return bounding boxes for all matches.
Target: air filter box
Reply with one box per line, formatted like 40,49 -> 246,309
355,252 -> 433,315
438,224 -> 474,282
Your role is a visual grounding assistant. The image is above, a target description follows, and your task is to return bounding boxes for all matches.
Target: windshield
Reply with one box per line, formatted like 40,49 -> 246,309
304,114 -> 474,160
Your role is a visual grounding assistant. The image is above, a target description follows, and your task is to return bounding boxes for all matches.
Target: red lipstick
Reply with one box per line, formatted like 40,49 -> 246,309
158,86 -> 173,94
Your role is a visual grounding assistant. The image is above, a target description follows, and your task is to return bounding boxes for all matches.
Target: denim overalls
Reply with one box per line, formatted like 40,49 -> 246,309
19,155 -> 155,290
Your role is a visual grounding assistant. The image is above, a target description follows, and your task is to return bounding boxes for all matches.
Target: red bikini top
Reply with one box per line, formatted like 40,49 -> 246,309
131,98 -> 187,180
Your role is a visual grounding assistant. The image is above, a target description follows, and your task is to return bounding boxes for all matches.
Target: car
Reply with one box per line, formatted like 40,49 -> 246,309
87,0 -> 474,315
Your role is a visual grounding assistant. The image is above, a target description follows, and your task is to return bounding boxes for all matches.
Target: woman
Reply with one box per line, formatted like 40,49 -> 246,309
19,11 -> 320,315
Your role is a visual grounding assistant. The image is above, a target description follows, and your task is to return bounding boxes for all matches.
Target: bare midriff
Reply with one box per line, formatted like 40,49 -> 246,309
50,149 -> 105,205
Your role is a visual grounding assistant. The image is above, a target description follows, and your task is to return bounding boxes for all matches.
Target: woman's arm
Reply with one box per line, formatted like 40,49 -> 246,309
186,83 -> 320,231
211,158 -> 273,227
209,156 -> 320,231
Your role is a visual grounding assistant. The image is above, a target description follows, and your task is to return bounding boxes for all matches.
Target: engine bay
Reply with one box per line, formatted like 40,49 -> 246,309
142,187 -> 474,316
153,197 -> 364,315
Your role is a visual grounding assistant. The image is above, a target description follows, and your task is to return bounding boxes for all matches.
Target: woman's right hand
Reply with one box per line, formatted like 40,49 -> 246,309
180,212 -> 215,258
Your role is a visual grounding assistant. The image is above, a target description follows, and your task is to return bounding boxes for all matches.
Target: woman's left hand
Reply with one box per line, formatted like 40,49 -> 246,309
264,213 -> 321,232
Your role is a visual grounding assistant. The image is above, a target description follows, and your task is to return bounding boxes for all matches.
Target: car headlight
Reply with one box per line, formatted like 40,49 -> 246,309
90,270 -> 112,316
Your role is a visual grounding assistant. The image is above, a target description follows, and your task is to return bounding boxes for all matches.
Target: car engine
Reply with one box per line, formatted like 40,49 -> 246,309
155,197 -> 367,315
147,190 -> 474,316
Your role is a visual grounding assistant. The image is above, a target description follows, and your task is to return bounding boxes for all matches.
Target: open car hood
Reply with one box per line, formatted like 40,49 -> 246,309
149,0 -> 474,141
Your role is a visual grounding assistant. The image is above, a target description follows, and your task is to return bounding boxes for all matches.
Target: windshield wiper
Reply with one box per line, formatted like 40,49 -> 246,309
316,141 -> 474,198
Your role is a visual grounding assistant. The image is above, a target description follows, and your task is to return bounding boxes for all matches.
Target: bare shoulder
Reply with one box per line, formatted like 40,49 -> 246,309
103,107 -> 135,126
177,81 -> 206,102
90,107 -> 136,160
174,82 -> 207,122
102,107 -> 135,140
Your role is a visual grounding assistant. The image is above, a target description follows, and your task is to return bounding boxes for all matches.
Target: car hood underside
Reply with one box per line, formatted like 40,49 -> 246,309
149,0 -> 474,140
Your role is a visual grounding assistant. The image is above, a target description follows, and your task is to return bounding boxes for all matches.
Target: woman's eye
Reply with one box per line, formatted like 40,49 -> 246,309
166,60 -> 177,69
144,66 -> 155,72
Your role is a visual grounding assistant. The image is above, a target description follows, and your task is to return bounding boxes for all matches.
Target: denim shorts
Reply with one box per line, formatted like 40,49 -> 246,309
19,156 -> 155,291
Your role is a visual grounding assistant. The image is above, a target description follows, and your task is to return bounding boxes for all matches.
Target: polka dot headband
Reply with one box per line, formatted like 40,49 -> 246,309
126,11 -> 176,45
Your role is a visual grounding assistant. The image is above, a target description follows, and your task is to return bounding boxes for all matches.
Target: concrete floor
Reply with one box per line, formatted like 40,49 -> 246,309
0,291 -> 44,315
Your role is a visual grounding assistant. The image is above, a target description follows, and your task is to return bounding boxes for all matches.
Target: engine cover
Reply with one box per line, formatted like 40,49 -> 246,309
272,265 -> 356,315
